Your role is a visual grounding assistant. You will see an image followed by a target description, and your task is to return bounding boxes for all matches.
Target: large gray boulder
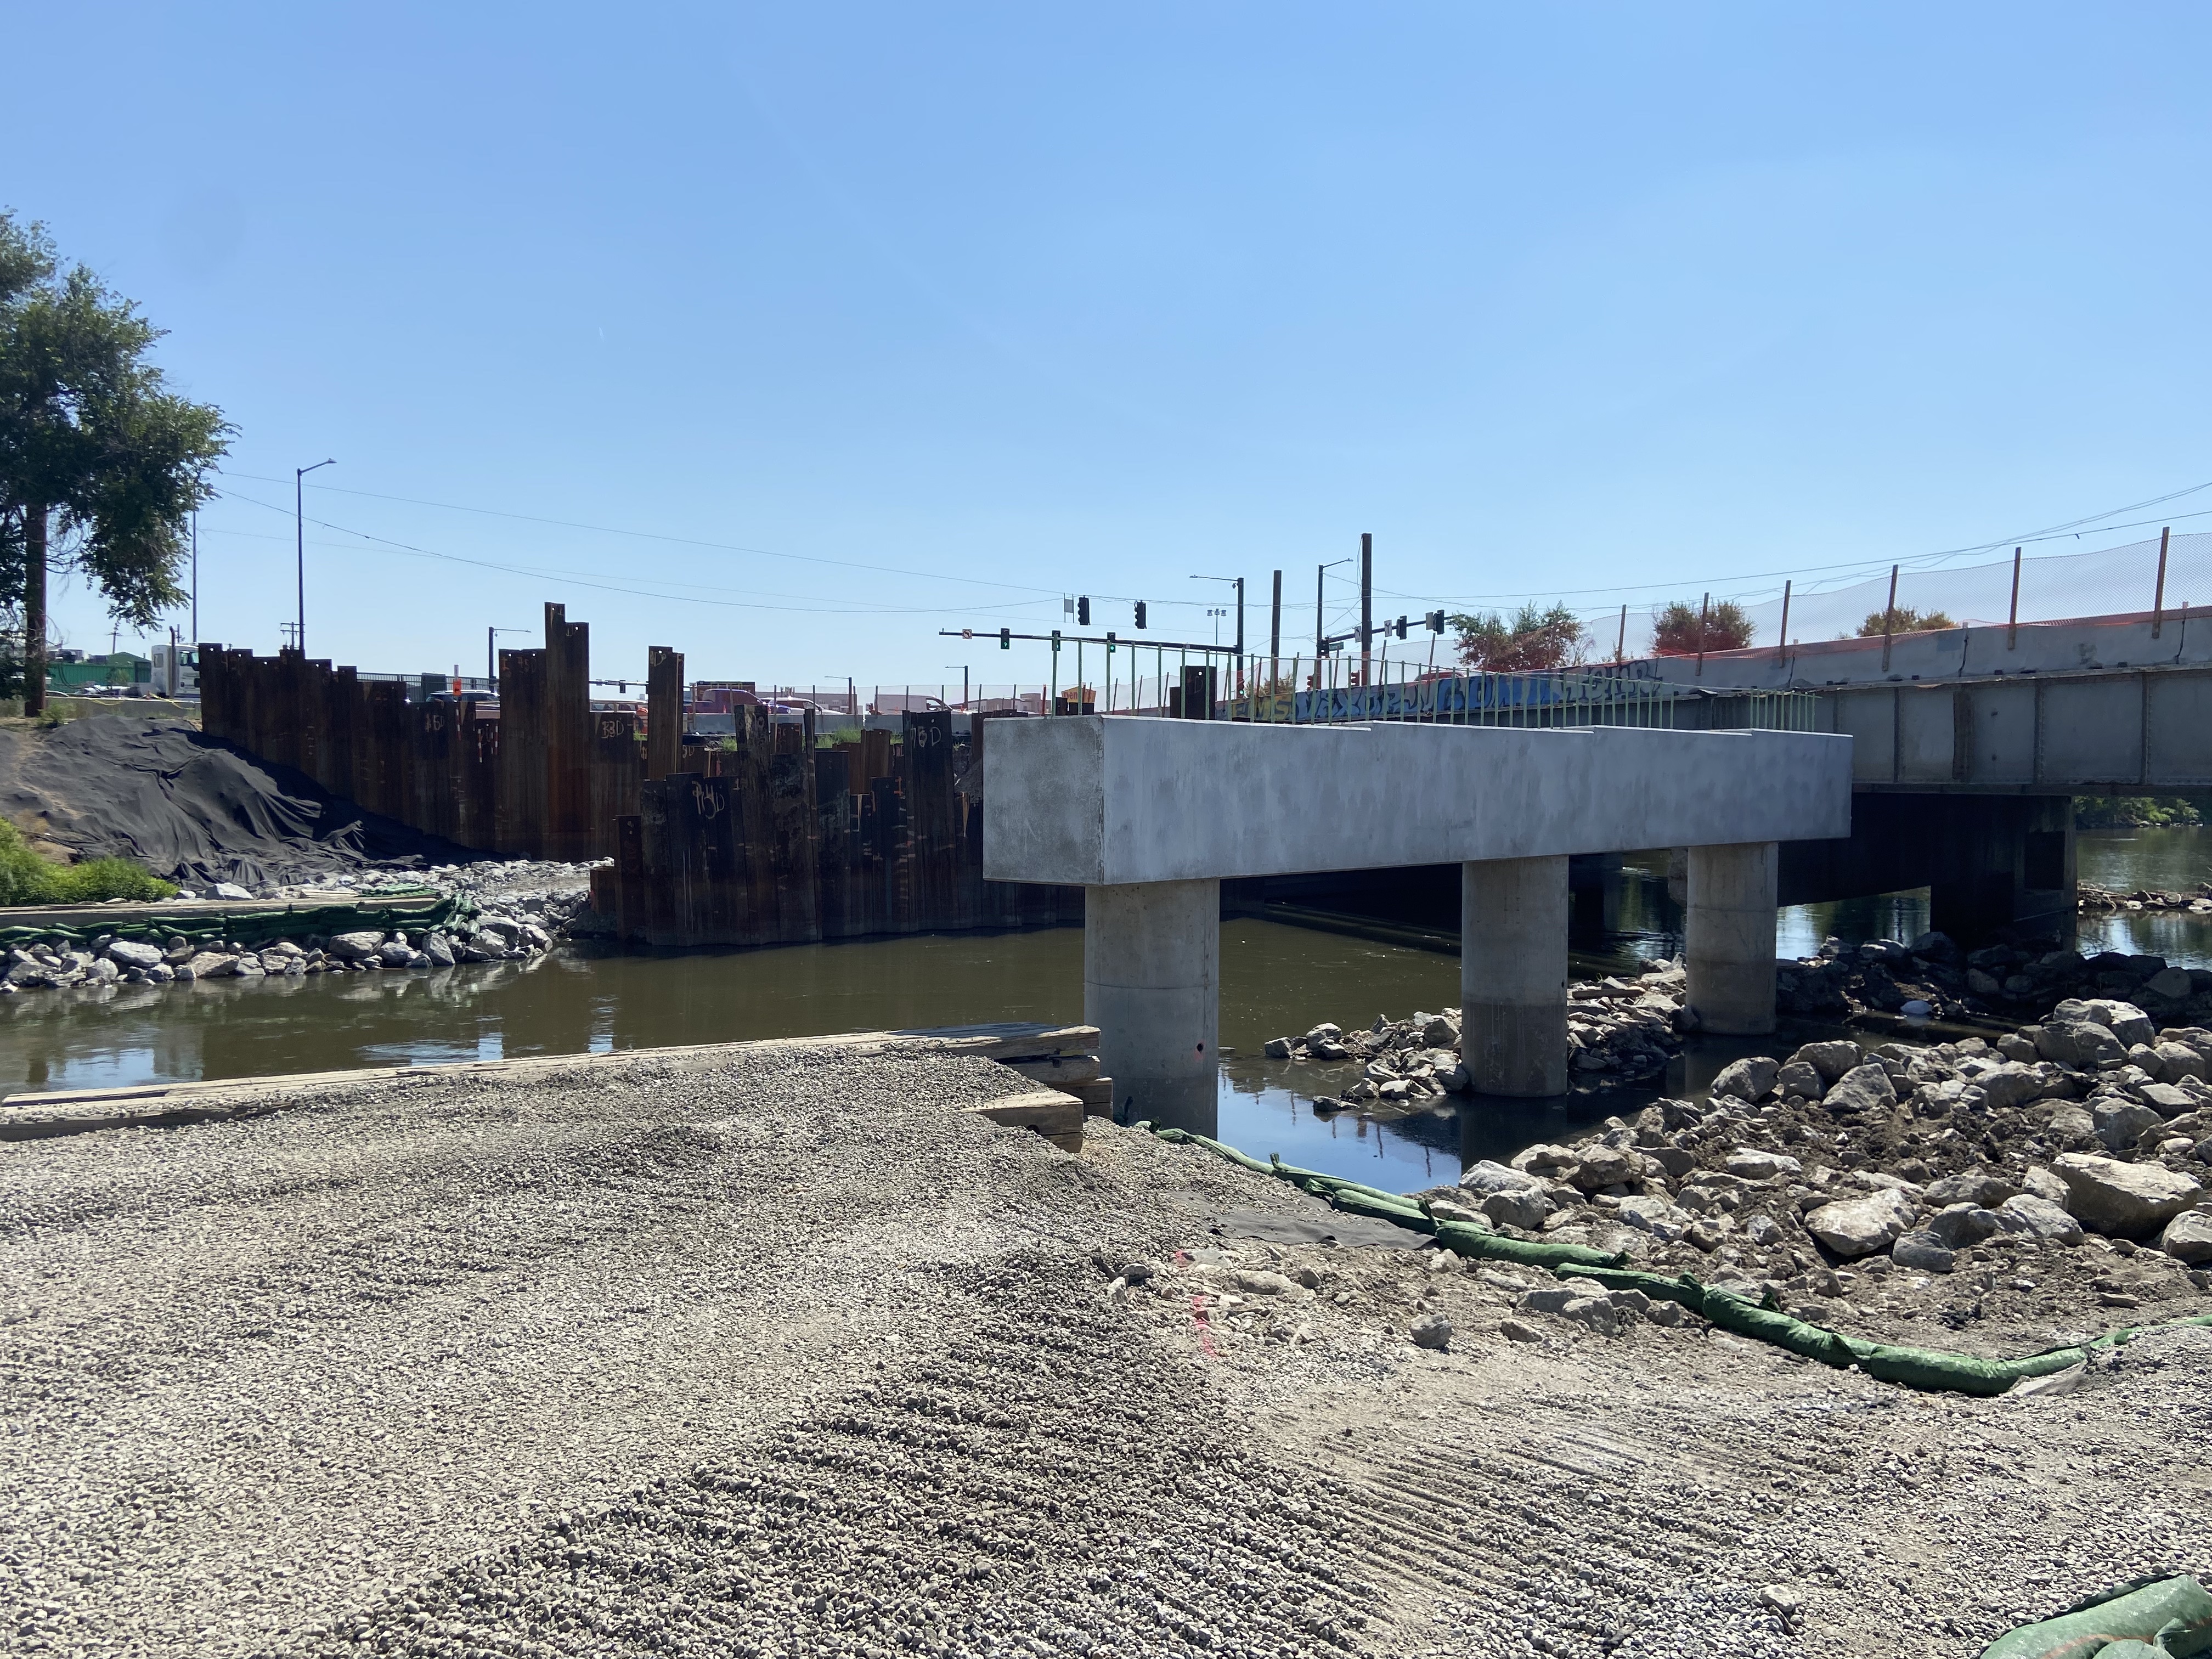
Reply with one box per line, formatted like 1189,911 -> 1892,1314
1709,1056 -> 1780,1103
1458,1159 -> 1545,1197
106,939 -> 164,970
2159,1209 -> 2212,1265
1481,1187 -> 1554,1231
1891,1231 -> 1956,1273
1823,1063 -> 1898,1116
1927,1203 -> 2003,1247
1567,1145 -> 1638,1193
1925,1169 -> 2015,1208
2152,1041 -> 2209,1084
1803,1188 -> 1917,1258
2052,1153 -> 2203,1238
2136,1081 -> 2198,1118
1775,1059 -> 1825,1099
2094,1098 -> 2166,1153
1792,1040 -> 1862,1082
2054,998 -> 2155,1048
2036,1020 -> 2125,1069
326,929 -> 386,961
1997,1194 -> 2084,1244
2041,1104 -> 2098,1144
1725,1147 -> 1803,1181
1974,1063 -> 2047,1110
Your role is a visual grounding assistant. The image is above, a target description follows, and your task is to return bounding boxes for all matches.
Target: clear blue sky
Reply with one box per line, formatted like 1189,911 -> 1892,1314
9,3 -> 2209,692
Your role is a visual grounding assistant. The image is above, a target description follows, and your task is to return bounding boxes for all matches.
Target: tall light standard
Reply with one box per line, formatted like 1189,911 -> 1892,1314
295,459 -> 335,654
1189,573 -> 1245,691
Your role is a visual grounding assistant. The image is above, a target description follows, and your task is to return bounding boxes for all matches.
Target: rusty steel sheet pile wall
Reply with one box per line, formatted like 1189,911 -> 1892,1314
196,606 -> 1073,949
591,706 -> 1075,947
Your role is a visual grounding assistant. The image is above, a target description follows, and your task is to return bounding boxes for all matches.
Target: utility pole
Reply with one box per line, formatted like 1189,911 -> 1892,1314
1269,569 -> 1282,690
1359,532 -> 1373,684
190,509 -> 198,644
1315,563 -> 1326,657
295,458 -> 335,654
1233,576 -> 1245,667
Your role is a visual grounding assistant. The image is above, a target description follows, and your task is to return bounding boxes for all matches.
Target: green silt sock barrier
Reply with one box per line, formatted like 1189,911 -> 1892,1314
1551,1263 -> 2212,1397
1976,1573 -> 2212,1659
1146,1121 -> 2212,1400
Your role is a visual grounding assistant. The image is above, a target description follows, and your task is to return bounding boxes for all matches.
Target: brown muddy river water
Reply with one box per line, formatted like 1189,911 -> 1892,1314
3,830 -> 2204,1187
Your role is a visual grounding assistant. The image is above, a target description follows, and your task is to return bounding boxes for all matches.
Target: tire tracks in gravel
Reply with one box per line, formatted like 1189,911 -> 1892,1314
302,1253 -> 1389,1659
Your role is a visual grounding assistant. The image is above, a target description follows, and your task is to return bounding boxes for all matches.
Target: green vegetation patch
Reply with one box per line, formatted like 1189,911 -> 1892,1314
0,820 -> 176,907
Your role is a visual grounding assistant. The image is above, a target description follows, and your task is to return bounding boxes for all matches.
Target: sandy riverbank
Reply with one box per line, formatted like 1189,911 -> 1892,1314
1,1048 -> 2205,1658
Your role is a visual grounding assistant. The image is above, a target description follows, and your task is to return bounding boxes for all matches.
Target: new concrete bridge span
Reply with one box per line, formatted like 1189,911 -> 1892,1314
985,718 -> 1852,1120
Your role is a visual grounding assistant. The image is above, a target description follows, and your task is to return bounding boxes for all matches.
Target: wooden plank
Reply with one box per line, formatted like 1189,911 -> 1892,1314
998,1053 -> 1102,1087
1071,1077 -> 1115,1114
967,1089 -> 1084,1141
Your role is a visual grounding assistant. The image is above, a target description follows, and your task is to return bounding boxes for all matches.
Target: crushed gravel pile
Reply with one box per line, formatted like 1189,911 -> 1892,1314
7,1042 -> 2209,1658
0,1049 -> 1367,1658
0,718 -> 471,887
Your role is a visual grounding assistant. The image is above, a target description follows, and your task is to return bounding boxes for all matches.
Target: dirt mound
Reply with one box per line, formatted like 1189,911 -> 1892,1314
0,716 -> 475,888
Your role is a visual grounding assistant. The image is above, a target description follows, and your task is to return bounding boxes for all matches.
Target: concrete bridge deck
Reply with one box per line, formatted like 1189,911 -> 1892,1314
985,716 -> 1851,1117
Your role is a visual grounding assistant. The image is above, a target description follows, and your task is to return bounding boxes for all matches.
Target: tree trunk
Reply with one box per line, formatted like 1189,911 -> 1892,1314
22,503 -> 45,717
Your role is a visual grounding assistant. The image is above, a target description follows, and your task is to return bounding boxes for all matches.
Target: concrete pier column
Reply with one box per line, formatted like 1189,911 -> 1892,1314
1461,855 -> 1570,1097
1084,878 -> 1220,1132
1685,841 -> 1779,1035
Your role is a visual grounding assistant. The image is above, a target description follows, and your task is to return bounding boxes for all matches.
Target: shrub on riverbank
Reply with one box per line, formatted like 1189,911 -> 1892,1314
2075,795 -> 2205,829
0,821 -> 175,906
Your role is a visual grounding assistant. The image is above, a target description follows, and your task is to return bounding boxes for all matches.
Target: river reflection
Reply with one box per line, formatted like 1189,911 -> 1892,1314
5,828 -> 2205,1187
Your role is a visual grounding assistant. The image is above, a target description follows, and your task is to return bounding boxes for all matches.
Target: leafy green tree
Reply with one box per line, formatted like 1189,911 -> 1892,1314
1651,599 -> 1754,655
0,211 -> 230,713
1855,605 -> 1955,637
1449,603 -> 1586,672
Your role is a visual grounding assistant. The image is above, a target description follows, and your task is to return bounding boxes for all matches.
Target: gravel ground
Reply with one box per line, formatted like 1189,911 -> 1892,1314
3,1056 -> 2208,1658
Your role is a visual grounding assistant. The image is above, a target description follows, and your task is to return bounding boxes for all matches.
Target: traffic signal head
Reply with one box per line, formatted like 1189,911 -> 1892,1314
1395,616 -> 1408,640
1134,601 -> 1147,630
1426,610 -> 1446,634
1077,596 -> 1091,627
999,628 -> 1011,651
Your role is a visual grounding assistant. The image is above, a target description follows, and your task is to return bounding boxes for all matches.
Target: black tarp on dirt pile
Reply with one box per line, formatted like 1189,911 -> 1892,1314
0,719 -> 475,888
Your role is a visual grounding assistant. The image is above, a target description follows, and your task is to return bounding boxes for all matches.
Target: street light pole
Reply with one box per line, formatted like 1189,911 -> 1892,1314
294,458 -> 335,654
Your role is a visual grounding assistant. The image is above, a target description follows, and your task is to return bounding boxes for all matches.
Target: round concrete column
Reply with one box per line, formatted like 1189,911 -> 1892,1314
1685,840 -> 1779,1035
1084,878 -> 1220,1132
1460,855 -> 1569,1097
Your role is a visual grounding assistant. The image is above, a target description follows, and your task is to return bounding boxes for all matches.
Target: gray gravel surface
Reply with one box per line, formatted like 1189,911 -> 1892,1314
0,1051 -> 1368,1657
5,1058 -> 2208,1658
